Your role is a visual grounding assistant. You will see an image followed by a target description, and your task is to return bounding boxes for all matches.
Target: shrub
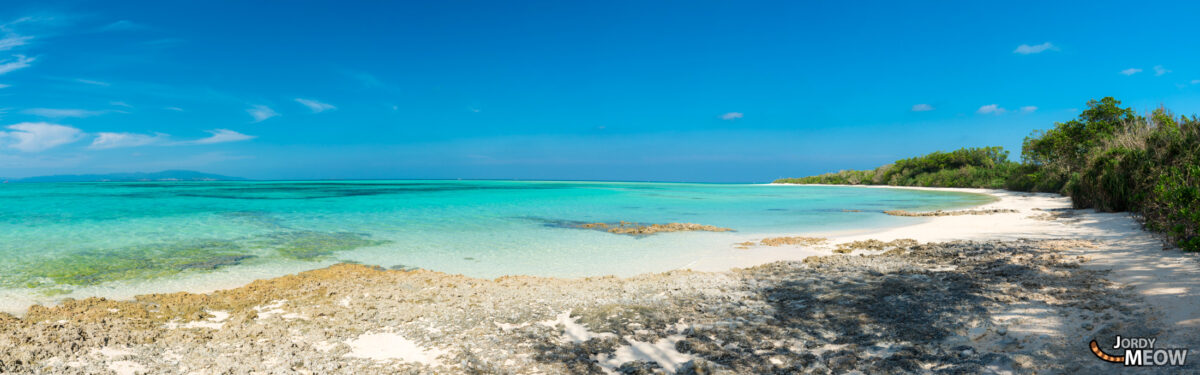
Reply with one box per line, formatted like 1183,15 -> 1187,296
776,98 -> 1200,251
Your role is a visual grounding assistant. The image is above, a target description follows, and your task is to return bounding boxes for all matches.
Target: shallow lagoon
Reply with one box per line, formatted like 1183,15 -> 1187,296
0,180 -> 991,313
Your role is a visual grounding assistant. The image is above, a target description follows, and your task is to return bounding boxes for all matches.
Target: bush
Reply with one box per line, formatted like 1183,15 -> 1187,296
774,147 -> 1020,189
776,98 -> 1200,251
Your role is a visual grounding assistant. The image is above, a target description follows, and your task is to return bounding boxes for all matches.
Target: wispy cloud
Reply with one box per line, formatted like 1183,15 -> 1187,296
1120,68 -> 1143,76
0,16 -> 48,29
246,105 -> 279,122
0,83 -> 9,89
0,35 -> 31,51
1153,65 -> 1170,76
294,98 -> 336,113
344,70 -> 384,88
720,112 -> 744,120
1013,42 -> 1057,54
1192,80 -> 1200,85
98,20 -> 146,32
0,54 -> 34,75
0,122 -> 83,151
911,104 -> 934,112
163,106 -> 184,112
190,129 -> 255,144
977,104 -> 1006,115
74,78 -> 110,86
22,108 -> 108,118
90,129 -> 254,149
1019,106 -> 1038,113
0,16 -> 42,76
89,132 -> 167,149
109,101 -> 132,108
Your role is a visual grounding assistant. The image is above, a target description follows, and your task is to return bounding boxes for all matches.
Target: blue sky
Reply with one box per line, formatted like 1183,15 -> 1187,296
1,1 -> 1198,182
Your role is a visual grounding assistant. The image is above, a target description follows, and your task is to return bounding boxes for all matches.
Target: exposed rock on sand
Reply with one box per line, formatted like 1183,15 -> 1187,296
2,239 -> 1187,374
832,238 -> 917,254
737,236 -> 827,249
884,208 -> 1018,217
758,236 -> 828,247
576,221 -> 734,236
1028,208 -> 1080,222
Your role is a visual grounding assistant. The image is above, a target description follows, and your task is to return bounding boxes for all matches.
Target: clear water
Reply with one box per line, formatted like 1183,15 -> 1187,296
0,180 -> 992,313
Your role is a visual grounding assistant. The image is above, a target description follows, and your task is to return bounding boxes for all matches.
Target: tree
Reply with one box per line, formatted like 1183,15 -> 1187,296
1021,97 -> 1136,173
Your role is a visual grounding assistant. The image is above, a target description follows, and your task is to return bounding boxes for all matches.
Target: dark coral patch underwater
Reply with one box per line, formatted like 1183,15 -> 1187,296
1,231 -> 389,293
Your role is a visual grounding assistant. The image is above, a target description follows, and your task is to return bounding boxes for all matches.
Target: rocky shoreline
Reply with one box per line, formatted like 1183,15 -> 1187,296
883,208 -> 1019,217
4,187 -> 1198,374
574,222 -> 735,236
2,237 -> 1188,374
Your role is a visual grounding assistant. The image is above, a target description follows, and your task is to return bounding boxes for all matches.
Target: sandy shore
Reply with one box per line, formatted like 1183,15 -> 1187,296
2,186 -> 1197,374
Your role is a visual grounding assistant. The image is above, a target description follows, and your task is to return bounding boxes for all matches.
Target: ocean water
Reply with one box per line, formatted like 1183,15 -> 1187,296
0,180 -> 992,313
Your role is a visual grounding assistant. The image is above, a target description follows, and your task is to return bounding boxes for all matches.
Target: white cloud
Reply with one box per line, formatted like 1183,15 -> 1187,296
0,54 -> 34,75
109,101 -> 132,108
190,129 -> 255,144
247,105 -> 279,122
1120,68 -> 1142,76
1153,65 -> 1170,76
164,106 -> 184,111
0,83 -> 9,89
1019,106 -> 1038,113
0,35 -> 32,51
1013,42 -> 1056,54
0,122 -> 83,151
977,104 -> 1006,115
911,104 -> 934,112
75,78 -> 110,86
89,132 -> 166,149
22,108 -> 107,118
346,70 -> 383,88
99,20 -> 146,32
720,112 -> 744,120
294,98 -> 336,113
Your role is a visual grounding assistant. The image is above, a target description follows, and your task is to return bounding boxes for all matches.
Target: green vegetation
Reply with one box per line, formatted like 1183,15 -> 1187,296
776,146 -> 1023,189
776,97 -> 1200,251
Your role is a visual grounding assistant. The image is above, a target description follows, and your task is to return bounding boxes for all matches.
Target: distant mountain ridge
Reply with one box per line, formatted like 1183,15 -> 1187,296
8,170 -> 246,183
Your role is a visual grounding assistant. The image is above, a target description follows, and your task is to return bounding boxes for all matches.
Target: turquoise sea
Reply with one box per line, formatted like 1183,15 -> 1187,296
0,181 -> 992,313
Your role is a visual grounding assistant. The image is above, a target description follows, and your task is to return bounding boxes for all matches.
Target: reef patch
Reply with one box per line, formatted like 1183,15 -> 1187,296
3,240 -> 255,290
253,231 -> 389,260
883,209 -> 1018,217
574,221 -> 734,236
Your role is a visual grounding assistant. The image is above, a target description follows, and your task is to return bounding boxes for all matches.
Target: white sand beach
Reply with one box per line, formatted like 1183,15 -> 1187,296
2,186 -> 1197,374
732,186 -> 1200,347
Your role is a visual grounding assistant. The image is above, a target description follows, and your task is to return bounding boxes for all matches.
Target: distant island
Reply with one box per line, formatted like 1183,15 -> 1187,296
7,170 -> 245,183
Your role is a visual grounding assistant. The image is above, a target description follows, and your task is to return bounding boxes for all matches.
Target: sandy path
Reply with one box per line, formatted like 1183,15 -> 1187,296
756,185 -> 1200,351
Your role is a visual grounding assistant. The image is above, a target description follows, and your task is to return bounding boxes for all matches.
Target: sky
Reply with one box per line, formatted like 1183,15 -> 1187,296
1,1 -> 1198,182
